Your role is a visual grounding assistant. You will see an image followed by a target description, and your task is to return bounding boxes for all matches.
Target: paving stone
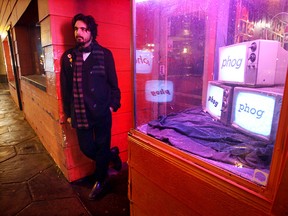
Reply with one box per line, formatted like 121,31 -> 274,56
0,154 -> 53,183
0,117 -> 20,128
0,146 -> 16,162
0,129 -> 36,146
0,182 -> 31,216
8,120 -> 32,132
28,165 -> 76,201
0,96 -> 18,113
0,89 -> 10,95
1,108 -> 23,117
16,198 -> 90,216
16,138 -> 46,154
72,164 -> 130,216
84,192 -> 130,216
0,125 -> 8,135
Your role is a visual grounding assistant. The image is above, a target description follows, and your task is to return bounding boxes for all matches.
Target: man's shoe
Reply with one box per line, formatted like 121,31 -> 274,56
111,146 -> 122,171
88,181 -> 106,200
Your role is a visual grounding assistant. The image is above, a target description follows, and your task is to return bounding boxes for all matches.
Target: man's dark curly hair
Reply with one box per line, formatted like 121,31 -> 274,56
72,13 -> 98,41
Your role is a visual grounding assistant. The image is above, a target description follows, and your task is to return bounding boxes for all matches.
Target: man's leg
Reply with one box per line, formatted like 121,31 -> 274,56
92,110 -> 112,182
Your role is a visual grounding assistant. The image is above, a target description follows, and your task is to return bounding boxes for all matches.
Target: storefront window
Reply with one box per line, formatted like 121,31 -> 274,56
14,0 -> 45,77
133,0 -> 288,186
11,0 -> 46,91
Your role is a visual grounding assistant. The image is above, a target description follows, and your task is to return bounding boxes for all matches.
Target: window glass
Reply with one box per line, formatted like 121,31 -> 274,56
15,0 -> 45,76
134,0 -> 288,186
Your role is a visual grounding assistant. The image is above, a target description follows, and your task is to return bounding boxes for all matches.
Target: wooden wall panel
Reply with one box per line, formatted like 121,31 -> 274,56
98,23 -> 130,49
48,0 -> 132,153
4,0 -> 131,182
112,112 -> 132,135
130,168 -> 200,216
38,0 -> 49,21
117,91 -> 133,114
40,16 -> 52,47
113,49 -> 131,71
128,136 -> 271,216
50,15 -> 75,46
2,40 -> 14,81
20,80 -> 95,181
49,0 -> 131,180
48,0 -> 130,26
14,27 -> 33,76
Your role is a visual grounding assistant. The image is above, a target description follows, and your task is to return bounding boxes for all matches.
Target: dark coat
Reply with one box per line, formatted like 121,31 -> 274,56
60,43 -> 121,128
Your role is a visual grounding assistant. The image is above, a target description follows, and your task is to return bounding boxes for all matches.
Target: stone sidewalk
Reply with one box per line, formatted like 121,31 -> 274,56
0,83 -> 129,216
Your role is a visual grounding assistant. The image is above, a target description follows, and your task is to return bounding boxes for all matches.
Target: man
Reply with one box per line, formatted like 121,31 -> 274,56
60,13 -> 122,200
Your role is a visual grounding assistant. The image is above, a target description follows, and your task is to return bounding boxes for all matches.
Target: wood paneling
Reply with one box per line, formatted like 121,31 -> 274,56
128,131 -> 271,216
3,0 -> 132,182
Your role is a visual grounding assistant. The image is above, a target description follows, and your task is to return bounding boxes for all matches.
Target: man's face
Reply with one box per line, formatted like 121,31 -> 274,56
74,20 -> 92,47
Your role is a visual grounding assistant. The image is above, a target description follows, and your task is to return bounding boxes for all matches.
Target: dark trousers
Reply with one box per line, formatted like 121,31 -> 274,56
76,111 -> 112,182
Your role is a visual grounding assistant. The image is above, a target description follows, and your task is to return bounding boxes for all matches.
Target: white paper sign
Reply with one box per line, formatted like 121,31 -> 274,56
145,80 -> 173,102
136,50 -> 153,74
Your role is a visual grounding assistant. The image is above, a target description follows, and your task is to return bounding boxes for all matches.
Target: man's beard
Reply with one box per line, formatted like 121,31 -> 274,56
76,41 -> 85,47
76,36 -> 92,47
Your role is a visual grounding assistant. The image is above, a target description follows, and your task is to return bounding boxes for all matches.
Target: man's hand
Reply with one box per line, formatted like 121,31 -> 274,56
67,117 -> 72,124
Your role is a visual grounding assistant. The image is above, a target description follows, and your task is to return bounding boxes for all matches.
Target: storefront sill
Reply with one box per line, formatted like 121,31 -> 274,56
21,75 -> 46,91
8,81 -> 16,89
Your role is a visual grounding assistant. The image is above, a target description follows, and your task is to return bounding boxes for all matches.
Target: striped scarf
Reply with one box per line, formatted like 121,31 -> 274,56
72,42 -> 105,129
